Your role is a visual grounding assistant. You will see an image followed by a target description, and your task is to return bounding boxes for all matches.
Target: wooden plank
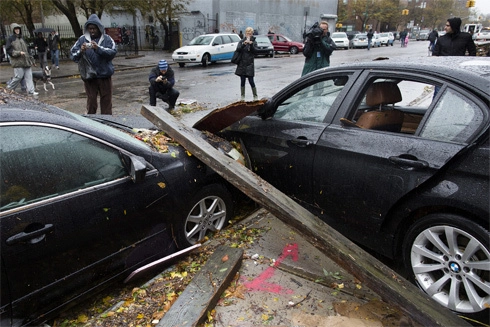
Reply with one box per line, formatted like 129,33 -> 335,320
141,105 -> 470,327
156,246 -> 243,327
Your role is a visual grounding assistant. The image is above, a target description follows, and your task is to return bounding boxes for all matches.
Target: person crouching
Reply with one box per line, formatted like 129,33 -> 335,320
149,59 -> 179,111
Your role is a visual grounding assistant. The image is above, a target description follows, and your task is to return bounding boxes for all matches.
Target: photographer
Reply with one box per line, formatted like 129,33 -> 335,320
301,21 -> 336,76
148,59 -> 179,111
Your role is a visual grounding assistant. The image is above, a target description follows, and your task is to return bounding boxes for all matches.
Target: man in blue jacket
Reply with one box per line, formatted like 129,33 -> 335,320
71,14 -> 117,115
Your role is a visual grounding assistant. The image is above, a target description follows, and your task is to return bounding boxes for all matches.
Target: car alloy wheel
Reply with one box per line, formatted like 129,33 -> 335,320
182,184 -> 232,246
403,214 -> 490,314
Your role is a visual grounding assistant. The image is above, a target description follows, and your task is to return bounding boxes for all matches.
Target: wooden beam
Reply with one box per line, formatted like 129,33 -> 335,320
141,105 -> 470,327
156,246 -> 243,327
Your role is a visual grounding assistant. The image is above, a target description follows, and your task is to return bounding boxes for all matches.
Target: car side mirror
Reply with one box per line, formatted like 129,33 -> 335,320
129,155 -> 147,183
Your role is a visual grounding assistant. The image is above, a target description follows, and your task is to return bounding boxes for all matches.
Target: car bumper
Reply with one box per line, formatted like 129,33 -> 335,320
172,54 -> 201,62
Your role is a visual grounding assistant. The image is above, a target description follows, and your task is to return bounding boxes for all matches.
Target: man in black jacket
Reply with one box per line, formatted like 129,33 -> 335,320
148,59 -> 179,110
433,17 -> 476,56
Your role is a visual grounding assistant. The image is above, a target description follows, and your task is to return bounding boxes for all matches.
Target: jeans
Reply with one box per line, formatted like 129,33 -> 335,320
240,75 -> 255,88
38,51 -> 47,69
51,49 -> 59,67
367,39 -> 372,50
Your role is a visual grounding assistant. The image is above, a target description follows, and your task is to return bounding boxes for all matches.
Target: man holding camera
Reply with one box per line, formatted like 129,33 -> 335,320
301,21 -> 336,76
148,59 -> 180,111
70,14 -> 117,115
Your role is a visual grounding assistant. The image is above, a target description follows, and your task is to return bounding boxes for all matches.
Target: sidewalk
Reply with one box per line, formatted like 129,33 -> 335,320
0,50 -> 174,83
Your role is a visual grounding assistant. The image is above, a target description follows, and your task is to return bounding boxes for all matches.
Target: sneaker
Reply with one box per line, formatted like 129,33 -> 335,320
29,91 -> 39,96
56,66 -> 59,69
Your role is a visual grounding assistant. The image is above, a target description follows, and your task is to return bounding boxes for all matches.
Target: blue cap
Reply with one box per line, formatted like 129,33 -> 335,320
158,59 -> 168,70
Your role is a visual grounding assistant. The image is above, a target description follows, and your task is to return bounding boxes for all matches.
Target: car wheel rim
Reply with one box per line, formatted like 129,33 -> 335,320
184,195 -> 227,244
410,225 -> 490,313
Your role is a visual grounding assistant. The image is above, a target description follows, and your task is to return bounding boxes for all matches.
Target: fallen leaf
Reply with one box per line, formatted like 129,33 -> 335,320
222,254 -> 229,262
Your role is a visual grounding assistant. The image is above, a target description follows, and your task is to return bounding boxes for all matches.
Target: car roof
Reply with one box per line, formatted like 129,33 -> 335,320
307,57 -> 490,96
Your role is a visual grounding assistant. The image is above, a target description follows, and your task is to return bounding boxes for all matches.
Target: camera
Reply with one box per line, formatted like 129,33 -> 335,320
306,22 -> 323,42
85,43 -> 92,48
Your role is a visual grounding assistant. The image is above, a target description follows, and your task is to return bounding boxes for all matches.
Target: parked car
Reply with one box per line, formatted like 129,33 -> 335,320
378,32 -> 394,46
217,57 -> 490,317
171,33 -> 241,67
417,29 -> 431,41
346,31 -> 361,41
330,32 -> 349,49
349,33 -> 368,48
267,33 -> 304,54
0,104 -> 236,326
474,27 -> 490,41
254,35 -> 274,57
372,33 -> 381,47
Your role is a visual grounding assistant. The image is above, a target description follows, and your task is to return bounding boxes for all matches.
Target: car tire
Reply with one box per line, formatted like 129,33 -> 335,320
178,63 -> 185,68
402,213 -> 490,315
178,183 -> 233,247
201,53 -> 210,67
289,46 -> 298,54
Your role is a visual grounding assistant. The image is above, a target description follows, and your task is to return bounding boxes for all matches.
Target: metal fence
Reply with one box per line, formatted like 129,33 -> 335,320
3,24 -> 168,59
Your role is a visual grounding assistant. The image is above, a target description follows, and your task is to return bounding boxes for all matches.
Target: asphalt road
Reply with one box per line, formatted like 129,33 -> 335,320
32,40 -> 431,127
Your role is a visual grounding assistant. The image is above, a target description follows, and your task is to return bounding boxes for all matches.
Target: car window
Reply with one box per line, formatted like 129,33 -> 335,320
0,126 -> 127,211
419,88 -> 484,143
277,36 -> 287,42
222,35 -> 235,43
229,34 -> 241,42
342,77 -> 485,143
213,36 -> 223,45
274,75 -> 349,123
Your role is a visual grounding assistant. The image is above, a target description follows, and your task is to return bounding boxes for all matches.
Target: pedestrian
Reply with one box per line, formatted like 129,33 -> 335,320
399,30 -> 407,47
428,29 -> 438,56
393,32 -> 397,41
239,30 -> 244,39
34,32 -> 48,69
433,17 -> 476,57
235,27 -> 258,101
70,14 -> 117,115
148,59 -> 180,110
301,21 -> 336,76
367,29 -> 374,50
5,23 -> 38,96
48,30 -> 60,69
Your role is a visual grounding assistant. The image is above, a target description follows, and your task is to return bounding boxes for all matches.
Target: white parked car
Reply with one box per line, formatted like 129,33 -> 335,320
330,32 -> 349,49
172,33 -> 241,67
378,32 -> 394,46
474,27 -> 490,41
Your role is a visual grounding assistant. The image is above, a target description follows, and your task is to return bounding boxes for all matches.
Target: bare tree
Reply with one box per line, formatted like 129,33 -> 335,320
50,0 -> 83,37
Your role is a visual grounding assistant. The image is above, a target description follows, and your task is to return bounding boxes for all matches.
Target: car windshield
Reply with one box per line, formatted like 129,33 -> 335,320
189,36 -> 213,45
255,36 -> 270,44
63,111 -> 153,152
331,33 -> 347,39
380,33 -> 389,37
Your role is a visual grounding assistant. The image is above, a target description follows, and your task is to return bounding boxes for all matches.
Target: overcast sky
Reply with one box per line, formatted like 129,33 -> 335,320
475,1 -> 490,16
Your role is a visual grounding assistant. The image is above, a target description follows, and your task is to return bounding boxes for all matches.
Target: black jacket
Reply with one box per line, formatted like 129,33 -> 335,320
428,30 -> 438,43
235,37 -> 256,77
433,31 -> 476,56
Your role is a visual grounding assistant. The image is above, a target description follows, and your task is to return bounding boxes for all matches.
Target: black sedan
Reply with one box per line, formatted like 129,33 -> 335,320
254,35 -> 274,58
217,57 -> 490,317
0,104 -> 235,326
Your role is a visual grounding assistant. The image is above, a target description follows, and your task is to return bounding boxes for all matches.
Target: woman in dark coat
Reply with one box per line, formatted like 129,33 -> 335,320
235,27 -> 258,101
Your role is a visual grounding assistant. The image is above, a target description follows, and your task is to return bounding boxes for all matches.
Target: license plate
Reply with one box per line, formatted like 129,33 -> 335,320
178,56 -> 183,59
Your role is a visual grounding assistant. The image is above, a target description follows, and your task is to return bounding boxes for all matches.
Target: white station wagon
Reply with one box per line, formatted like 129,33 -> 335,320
172,33 -> 241,67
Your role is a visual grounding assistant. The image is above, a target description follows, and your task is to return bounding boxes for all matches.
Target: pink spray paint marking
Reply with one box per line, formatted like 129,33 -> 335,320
244,243 -> 298,294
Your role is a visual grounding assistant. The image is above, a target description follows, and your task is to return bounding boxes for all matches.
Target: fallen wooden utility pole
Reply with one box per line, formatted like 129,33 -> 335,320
141,105 -> 470,327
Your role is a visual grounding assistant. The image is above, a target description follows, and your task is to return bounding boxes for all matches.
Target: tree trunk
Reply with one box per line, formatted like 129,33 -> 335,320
51,0 -> 83,37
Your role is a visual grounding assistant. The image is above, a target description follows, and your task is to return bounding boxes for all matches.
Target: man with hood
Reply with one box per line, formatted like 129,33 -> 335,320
433,17 -> 476,56
5,23 -> 37,95
70,14 -> 117,114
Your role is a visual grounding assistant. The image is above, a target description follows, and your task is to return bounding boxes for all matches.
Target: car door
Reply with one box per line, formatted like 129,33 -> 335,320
311,72 -> 488,253
0,124 -> 175,322
224,72 -> 356,205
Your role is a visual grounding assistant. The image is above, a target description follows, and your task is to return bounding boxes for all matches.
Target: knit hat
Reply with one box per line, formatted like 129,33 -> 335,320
447,17 -> 462,33
158,59 -> 168,70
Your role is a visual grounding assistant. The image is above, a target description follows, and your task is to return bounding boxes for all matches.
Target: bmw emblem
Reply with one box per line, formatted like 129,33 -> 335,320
449,262 -> 461,273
